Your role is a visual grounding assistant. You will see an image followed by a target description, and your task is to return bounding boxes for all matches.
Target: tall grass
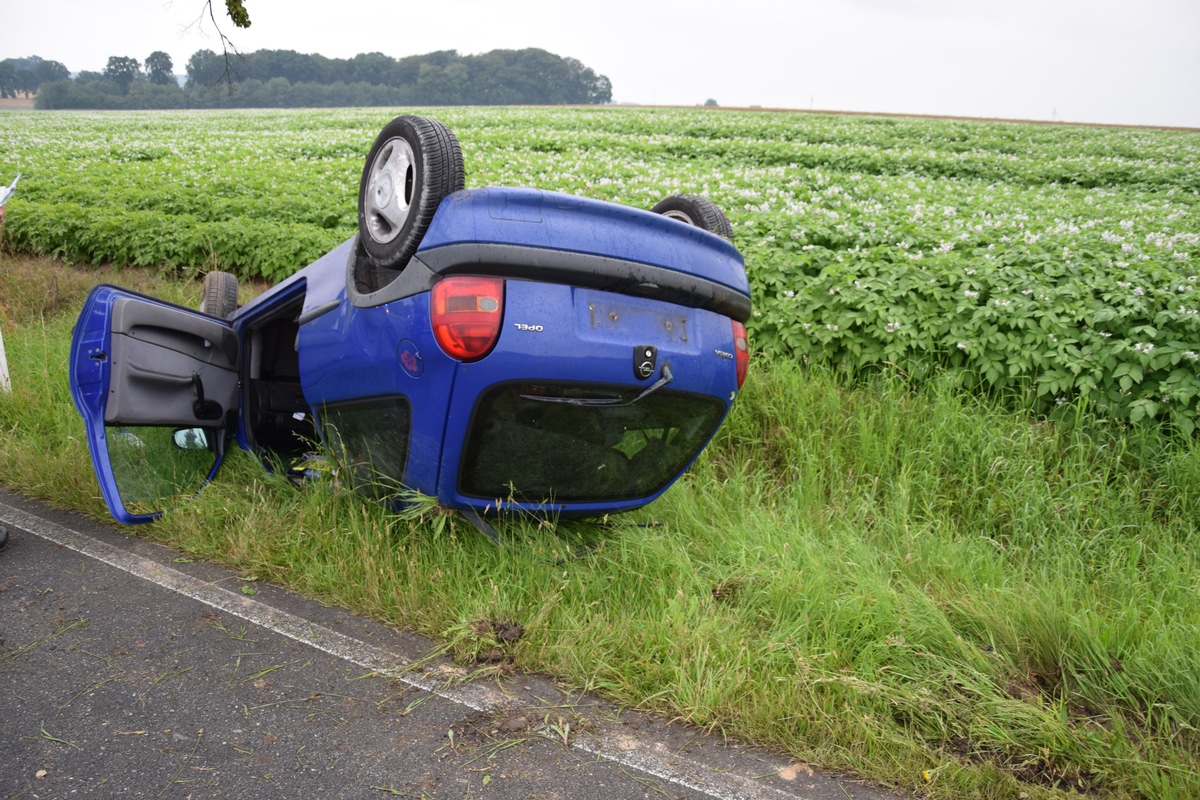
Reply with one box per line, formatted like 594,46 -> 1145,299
2,254 -> 1198,799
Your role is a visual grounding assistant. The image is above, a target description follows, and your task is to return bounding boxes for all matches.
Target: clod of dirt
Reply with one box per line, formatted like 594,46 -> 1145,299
492,714 -> 532,735
479,647 -> 505,664
494,621 -> 525,642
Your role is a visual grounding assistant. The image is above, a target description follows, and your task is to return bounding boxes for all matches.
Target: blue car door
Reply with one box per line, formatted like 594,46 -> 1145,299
69,285 -> 240,524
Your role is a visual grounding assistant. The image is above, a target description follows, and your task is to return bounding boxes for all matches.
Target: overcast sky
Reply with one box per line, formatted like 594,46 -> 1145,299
4,0 -> 1198,127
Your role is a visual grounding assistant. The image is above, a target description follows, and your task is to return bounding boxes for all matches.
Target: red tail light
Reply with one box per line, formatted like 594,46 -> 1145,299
431,276 -> 505,362
732,320 -> 749,389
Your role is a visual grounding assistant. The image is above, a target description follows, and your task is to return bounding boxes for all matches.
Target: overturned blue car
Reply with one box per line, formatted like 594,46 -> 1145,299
69,116 -> 751,528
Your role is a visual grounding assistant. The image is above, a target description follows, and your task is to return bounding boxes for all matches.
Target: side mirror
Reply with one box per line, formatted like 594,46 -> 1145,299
173,428 -> 210,450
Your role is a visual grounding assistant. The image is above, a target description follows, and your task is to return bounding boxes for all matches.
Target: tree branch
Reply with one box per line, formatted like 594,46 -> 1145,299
189,0 -> 248,89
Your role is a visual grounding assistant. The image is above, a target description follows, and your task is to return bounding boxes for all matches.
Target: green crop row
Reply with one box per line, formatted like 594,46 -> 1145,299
750,237 -> 1199,431
3,201 -> 343,282
1,106 -> 1197,428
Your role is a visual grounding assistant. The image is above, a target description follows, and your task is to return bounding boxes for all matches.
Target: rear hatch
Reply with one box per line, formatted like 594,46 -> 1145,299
436,279 -> 742,516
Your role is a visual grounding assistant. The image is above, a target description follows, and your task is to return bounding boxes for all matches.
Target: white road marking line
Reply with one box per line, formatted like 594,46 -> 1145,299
1,501 -> 816,800
0,502 -> 500,709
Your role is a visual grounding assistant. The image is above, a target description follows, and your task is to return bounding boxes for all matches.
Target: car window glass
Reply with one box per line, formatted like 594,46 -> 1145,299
460,383 -> 725,503
319,397 -> 412,499
106,425 -> 217,516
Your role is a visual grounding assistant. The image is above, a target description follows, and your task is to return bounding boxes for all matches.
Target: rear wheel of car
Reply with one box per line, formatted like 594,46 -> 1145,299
358,115 -> 465,269
200,271 -> 239,320
650,194 -> 734,242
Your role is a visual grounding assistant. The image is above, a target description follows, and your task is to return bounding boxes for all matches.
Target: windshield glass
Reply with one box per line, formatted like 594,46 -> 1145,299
460,382 -> 725,503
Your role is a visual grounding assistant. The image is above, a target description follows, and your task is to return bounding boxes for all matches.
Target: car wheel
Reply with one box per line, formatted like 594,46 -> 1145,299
650,194 -> 734,242
358,115 -> 465,269
200,271 -> 239,320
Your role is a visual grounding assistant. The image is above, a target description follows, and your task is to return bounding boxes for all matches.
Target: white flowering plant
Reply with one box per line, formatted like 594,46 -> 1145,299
2,106 -> 1197,430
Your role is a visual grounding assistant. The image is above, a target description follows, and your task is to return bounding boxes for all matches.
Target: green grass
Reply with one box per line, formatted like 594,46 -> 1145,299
2,252 -> 1198,798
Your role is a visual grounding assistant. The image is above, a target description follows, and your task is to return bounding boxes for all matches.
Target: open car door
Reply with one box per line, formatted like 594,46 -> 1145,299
69,285 -> 240,524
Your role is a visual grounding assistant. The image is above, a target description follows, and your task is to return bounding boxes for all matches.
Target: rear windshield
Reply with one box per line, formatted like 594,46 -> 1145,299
460,382 -> 725,503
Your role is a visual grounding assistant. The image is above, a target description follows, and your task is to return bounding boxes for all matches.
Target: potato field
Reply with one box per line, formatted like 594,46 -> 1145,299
2,106 -> 1197,430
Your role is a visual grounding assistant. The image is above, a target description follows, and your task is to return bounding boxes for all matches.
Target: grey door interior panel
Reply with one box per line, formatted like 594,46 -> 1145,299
111,297 -> 239,365
104,299 -> 239,426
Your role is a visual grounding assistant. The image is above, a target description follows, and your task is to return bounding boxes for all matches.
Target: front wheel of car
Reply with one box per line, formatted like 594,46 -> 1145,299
200,270 -> 239,320
358,115 -> 465,269
650,194 -> 734,242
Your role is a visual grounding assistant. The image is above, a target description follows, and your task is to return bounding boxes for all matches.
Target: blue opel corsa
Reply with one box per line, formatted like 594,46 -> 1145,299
69,116 -> 751,528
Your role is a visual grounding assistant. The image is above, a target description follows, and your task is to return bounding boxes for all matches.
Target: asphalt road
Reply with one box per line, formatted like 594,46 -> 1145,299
0,490 -> 899,800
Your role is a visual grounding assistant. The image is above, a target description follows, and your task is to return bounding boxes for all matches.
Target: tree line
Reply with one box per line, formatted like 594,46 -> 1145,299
1,56 -> 70,98
9,47 -> 612,110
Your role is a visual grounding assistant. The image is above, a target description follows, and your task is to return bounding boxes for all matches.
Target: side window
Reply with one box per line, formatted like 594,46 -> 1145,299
106,425 -> 217,516
319,397 -> 412,499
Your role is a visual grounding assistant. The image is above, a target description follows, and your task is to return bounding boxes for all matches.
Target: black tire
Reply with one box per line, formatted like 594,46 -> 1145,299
357,115 -> 465,269
200,270 -> 239,320
650,194 -> 734,242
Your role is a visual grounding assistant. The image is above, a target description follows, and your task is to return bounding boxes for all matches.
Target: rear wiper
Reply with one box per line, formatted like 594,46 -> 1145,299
520,364 -> 674,408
